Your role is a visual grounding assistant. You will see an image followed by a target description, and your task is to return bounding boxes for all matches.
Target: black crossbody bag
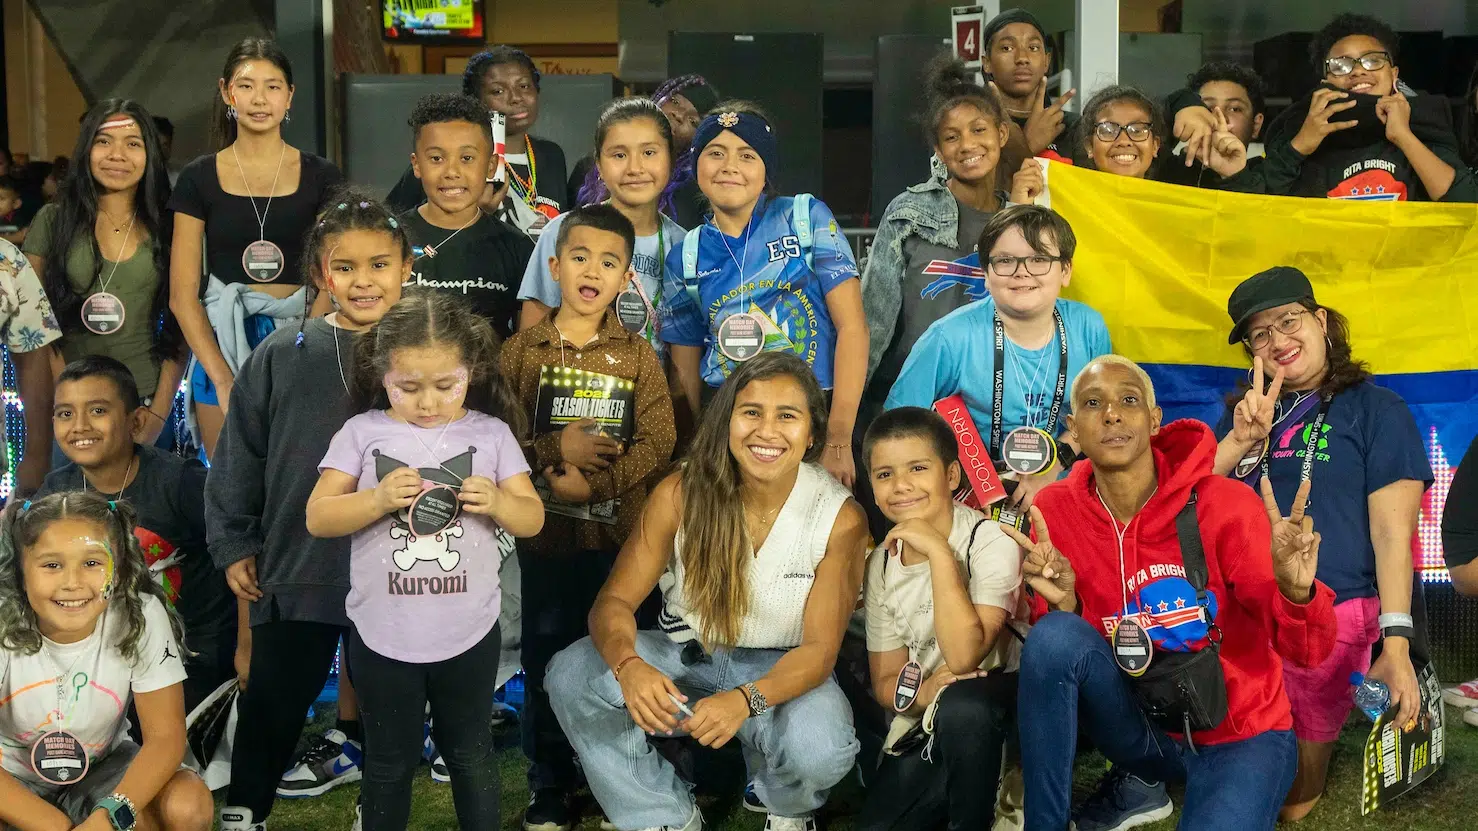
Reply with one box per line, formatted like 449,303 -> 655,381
1127,490 -> 1229,749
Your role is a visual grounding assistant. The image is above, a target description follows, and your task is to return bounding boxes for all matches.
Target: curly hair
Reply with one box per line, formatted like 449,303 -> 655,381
1310,13 -> 1399,74
462,45 -> 540,99
0,492 -> 185,661
408,92 -> 493,146
1186,61 -> 1267,117
922,50 -> 1007,146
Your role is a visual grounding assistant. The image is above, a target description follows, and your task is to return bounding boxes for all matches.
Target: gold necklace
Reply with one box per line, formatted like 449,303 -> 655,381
97,208 -> 135,235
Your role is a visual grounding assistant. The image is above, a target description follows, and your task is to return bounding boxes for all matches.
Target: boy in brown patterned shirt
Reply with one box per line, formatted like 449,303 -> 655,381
498,204 -> 675,827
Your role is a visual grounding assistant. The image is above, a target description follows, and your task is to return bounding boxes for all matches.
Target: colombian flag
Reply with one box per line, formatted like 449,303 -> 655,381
1037,160 -> 1478,580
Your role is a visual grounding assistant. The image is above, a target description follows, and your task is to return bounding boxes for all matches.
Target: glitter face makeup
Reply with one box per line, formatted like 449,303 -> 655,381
23,519 -> 115,645
382,349 -> 472,428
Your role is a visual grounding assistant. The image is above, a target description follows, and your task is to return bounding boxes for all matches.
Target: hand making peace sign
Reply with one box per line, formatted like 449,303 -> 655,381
1000,505 -> 1078,611
1205,106 -> 1249,179
1231,357 -> 1286,448
1261,478 -> 1320,603
994,77 -> 1077,155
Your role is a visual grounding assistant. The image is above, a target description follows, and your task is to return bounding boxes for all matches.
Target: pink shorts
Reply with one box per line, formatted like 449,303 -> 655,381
1281,595 -> 1380,743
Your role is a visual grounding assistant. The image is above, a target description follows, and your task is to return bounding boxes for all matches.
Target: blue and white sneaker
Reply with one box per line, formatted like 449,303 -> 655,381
423,719 -> 450,782
743,782 -> 767,813
276,729 -> 364,798
1072,768 -> 1173,831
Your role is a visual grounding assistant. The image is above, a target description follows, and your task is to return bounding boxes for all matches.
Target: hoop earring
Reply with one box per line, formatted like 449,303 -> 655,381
226,106 -> 237,121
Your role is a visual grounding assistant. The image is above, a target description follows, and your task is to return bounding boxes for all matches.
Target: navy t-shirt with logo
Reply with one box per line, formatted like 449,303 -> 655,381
1216,380 -> 1433,603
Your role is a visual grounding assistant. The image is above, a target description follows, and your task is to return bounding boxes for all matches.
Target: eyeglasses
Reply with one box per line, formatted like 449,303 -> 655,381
1242,309 -> 1309,351
1093,121 -> 1153,143
1324,51 -> 1391,77
987,254 -> 1063,276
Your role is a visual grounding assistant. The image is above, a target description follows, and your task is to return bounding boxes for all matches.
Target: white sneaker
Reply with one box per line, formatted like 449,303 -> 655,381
1443,679 -> 1478,709
219,806 -> 266,831
635,805 -> 702,831
1465,707 -> 1478,728
764,815 -> 817,831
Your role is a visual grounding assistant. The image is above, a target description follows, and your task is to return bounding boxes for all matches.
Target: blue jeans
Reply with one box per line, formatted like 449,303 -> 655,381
546,631 -> 859,829
1019,612 -> 1298,831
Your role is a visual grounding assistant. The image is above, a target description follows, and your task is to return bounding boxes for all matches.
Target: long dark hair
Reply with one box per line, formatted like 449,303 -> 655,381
1461,61 -> 1478,170
352,287 -> 526,438
42,99 -> 181,363
213,38 -> 293,149
0,492 -> 185,661
1232,300 -> 1372,403
575,97 -> 679,210
677,352 -> 827,646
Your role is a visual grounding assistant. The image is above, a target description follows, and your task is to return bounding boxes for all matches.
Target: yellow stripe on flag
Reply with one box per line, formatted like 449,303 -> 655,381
1040,160 -> 1478,375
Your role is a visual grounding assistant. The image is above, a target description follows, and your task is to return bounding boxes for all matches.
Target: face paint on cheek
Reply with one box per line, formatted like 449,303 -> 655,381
74,537 -> 115,601
444,368 -> 470,402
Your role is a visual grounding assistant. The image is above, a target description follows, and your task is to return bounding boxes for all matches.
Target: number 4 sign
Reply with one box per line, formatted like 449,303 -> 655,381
951,5 -> 987,70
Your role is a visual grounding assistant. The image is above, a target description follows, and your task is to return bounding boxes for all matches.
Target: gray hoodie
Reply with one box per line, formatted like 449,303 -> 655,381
205,317 -> 356,628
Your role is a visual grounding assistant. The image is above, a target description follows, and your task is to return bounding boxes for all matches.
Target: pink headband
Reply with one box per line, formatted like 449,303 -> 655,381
99,116 -> 137,132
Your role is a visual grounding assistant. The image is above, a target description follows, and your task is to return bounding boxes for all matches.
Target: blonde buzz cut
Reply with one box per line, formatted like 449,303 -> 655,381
1070,355 -> 1158,411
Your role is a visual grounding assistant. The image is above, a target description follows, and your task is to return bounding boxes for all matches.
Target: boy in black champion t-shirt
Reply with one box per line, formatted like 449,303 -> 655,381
39,355 -> 239,712
399,93 -> 535,339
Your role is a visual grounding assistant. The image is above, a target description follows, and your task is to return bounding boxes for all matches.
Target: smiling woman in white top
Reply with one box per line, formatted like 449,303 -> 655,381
546,351 -> 868,831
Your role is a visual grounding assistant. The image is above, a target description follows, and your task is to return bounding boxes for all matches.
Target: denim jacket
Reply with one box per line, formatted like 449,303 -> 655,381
861,172 -> 963,385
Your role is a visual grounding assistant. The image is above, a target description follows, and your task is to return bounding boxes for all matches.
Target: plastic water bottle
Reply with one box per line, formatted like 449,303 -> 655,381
1350,672 -> 1390,722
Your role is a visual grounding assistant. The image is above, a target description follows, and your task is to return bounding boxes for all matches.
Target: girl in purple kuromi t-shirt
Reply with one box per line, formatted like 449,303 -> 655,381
306,288 -> 544,831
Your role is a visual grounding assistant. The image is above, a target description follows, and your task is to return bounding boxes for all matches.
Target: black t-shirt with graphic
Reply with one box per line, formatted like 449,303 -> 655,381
40,444 -> 235,653
401,208 -> 535,339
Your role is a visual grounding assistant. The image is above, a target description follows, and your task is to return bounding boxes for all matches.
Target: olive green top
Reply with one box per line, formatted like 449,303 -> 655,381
24,203 -> 163,397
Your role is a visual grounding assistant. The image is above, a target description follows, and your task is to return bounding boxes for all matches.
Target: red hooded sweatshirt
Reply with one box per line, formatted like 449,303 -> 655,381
1031,419 -> 1338,746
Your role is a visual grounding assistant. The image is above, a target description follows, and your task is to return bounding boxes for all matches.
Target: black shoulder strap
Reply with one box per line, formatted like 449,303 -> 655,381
1174,489 -> 1210,608
964,518 -> 990,580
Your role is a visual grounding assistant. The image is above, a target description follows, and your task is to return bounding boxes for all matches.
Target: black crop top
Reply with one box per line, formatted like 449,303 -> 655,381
169,151 -> 343,286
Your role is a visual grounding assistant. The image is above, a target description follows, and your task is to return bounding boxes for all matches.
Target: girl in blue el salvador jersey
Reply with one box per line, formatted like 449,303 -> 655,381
660,102 -> 867,487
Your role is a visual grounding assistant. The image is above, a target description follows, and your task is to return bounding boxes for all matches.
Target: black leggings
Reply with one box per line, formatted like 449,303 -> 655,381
226,619 -> 347,818
857,673 -> 1018,831
349,623 -> 502,831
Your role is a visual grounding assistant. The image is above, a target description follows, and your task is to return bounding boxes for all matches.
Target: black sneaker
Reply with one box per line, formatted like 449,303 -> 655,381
523,789 -> 574,831
1073,767 -> 1173,831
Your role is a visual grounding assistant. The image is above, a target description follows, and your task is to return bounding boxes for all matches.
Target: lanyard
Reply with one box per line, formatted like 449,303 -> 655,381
624,219 -> 666,342
1260,393 -> 1332,485
990,309 -> 1069,459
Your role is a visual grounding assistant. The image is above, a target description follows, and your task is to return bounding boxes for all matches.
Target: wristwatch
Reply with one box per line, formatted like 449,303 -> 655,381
741,682 -> 769,717
96,793 -> 138,831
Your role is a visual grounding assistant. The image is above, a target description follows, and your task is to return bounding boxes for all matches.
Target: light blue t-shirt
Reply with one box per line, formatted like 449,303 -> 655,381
885,297 -> 1112,453
518,210 -> 685,363
658,194 -> 859,388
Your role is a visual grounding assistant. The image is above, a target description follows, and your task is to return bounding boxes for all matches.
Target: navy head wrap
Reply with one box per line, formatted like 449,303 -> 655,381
690,110 -> 778,181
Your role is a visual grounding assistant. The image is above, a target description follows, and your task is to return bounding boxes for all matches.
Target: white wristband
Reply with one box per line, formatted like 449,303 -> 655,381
1377,612 -> 1415,630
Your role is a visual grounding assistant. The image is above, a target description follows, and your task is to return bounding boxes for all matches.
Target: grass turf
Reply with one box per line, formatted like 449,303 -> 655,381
250,706 -> 1478,830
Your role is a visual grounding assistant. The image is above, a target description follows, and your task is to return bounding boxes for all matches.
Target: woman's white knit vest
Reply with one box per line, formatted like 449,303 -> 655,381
658,463 -> 850,649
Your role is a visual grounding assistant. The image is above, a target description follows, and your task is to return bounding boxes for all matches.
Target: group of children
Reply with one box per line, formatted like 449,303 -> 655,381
0,9 -> 1461,831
